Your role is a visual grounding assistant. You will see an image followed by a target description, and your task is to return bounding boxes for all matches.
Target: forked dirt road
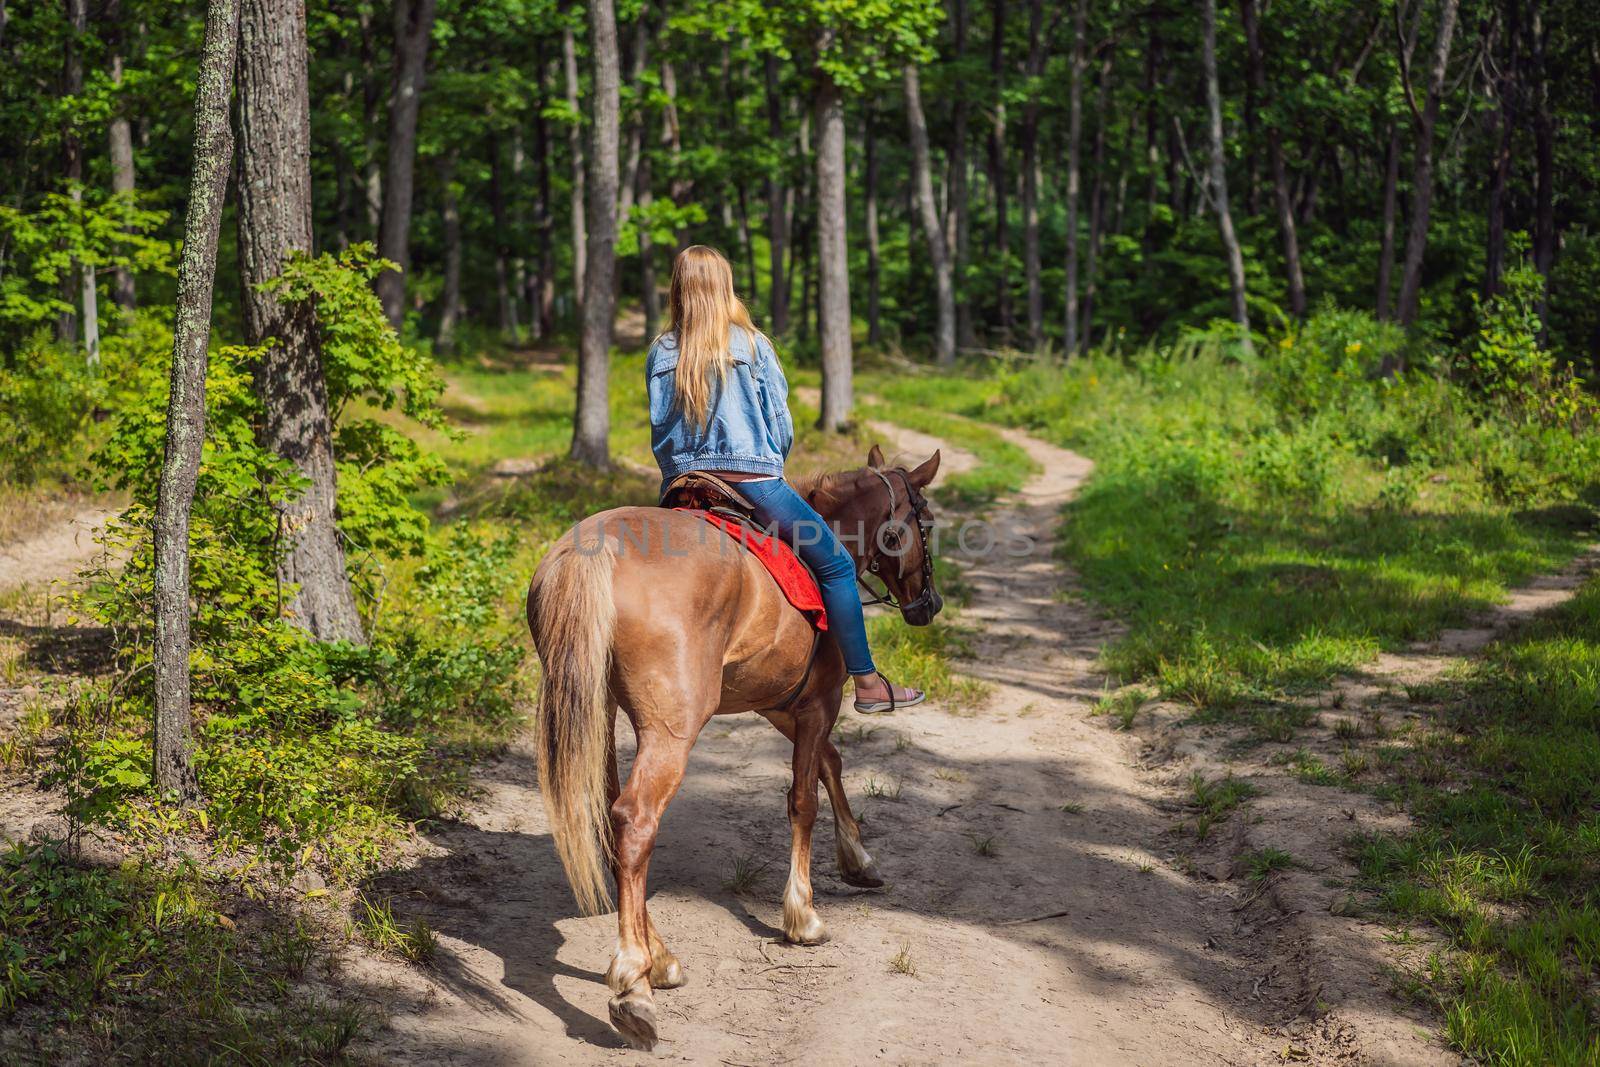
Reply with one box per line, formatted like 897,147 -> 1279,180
356,422 -> 1451,1065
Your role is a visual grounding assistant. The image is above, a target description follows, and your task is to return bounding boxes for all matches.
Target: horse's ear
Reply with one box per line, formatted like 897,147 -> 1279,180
867,443 -> 886,469
909,450 -> 941,488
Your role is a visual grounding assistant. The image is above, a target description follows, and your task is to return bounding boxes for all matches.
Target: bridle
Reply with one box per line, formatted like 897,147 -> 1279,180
857,466 -> 939,618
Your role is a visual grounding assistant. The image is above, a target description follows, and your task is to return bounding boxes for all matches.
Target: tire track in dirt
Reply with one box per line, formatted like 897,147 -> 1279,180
354,420 -> 1439,1065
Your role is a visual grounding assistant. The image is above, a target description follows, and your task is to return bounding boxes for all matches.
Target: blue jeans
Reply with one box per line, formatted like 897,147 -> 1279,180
737,477 -> 876,676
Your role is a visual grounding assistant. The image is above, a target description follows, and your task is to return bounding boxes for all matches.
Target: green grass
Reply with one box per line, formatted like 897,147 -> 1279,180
1348,573 -> 1600,1066
868,334 -> 1598,714
1188,773 -> 1261,840
0,842 -> 367,1062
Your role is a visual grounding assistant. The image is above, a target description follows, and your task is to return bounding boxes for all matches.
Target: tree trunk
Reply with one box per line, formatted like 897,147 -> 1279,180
152,0 -> 239,803
1483,0 -> 1518,300
1202,0 -> 1252,350
436,153 -> 461,355
905,63 -> 956,365
1082,46 -> 1113,352
359,10 -> 382,237
108,2 -> 137,309
1240,0 -> 1306,317
375,0 -> 436,329
489,137 -> 519,342
1396,0 -> 1462,326
238,0 -> 365,644
864,112 -> 881,346
1021,0 -> 1046,350
1529,3 -> 1554,288
1063,0 -> 1087,354
949,0 -> 974,346
638,151 -> 659,337
534,48 -> 555,338
571,0 -> 618,466
1142,22 -> 1162,247
1376,123 -> 1401,318
764,54 -> 789,333
987,0 -> 1012,339
564,23 -> 587,298
815,71 -> 852,432
60,0 -> 86,349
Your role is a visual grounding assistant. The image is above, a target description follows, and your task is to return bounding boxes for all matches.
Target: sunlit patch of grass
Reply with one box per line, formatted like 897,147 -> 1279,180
1092,686 -> 1148,731
864,613 -> 987,709
1244,847 -> 1297,881
1347,572 -> 1600,1066
352,893 -> 437,965
888,941 -> 917,976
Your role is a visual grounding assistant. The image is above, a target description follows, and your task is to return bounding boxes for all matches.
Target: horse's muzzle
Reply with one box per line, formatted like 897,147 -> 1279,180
901,589 -> 944,627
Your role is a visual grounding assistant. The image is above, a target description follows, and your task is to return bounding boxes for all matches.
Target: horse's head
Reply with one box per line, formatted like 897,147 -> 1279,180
805,445 -> 944,627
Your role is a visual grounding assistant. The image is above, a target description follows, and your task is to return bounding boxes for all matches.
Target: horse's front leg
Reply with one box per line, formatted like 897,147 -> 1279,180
819,737 -> 885,888
782,704 -> 829,945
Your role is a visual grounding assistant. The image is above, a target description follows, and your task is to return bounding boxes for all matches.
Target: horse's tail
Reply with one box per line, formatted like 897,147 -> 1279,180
527,522 -> 618,916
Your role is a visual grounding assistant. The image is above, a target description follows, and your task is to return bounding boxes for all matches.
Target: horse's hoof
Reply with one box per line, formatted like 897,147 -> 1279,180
840,862 -> 885,889
783,914 -> 829,946
609,990 -> 658,1051
651,956 -> 688,989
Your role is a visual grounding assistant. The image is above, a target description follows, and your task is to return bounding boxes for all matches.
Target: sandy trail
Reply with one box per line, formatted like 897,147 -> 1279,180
356,422 -> 1346,1066
0,507 -> 114,597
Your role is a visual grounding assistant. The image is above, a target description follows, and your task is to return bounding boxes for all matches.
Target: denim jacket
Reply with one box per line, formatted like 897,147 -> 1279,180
647,327 -> 795,491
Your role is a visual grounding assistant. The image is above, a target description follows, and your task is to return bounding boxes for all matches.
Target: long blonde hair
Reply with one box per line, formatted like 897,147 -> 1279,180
666,245 -> 761,428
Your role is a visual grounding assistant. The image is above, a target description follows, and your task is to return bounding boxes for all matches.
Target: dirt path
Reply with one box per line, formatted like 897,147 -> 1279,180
357,422 -> 1441,1066
0,506 -> 114,598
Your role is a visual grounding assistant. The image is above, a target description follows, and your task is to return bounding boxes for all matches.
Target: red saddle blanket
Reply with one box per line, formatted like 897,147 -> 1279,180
677,509 -> 827,631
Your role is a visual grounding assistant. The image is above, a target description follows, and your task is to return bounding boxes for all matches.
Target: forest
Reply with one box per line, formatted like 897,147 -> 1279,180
1,0 -> 1599,1063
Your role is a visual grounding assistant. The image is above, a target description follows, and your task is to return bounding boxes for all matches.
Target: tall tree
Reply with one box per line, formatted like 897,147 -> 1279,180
987,0 -> 1012,338
563,21 -> 588,298
1202,0 -> 1252,349
904,62 -> 956,365
151,0 -> 241,802
1395,0 -> 1461,326
107,0 -> 137,309
948,0 -> 974,347
864,110 -> 882,346
814,64 -> 853,431
764,54 -> 790,334
1240,0 -> 1306,317
1062,0 -> 1085,353
435,152 -> 462,354
375,0 -> 437,329
1020,0 -> 1046,349
237,0 -> 365,643
571,0 -> 619,466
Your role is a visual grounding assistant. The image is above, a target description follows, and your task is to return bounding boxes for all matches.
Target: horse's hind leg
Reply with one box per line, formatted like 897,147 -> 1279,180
605,726 -> 693,1051
782,704 -> 830,944
820,739 -> 884,888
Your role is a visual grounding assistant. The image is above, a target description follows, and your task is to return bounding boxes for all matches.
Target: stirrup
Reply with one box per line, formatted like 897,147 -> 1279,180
853,673 -> 926,715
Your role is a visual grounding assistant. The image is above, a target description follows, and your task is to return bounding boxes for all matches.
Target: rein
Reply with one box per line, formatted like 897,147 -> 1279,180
857,467 -> 938,618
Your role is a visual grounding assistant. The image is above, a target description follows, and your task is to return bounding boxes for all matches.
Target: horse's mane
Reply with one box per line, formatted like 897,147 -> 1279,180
790,468 -> 865,512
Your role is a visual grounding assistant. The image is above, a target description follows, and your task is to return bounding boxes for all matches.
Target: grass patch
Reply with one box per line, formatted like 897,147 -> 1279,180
1188,773 -> 1261,840
1349,572 -> 1600,1066
0,842 -> 367,1062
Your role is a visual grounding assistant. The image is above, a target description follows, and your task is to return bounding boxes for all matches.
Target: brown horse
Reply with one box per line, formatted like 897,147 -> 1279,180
526,446 -> 942,1050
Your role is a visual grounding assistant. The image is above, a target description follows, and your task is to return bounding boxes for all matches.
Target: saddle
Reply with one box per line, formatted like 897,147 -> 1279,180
658,471 -> 759,518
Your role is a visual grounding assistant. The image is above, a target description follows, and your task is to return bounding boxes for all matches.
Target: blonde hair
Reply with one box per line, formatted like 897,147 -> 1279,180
665,245 -> 762,428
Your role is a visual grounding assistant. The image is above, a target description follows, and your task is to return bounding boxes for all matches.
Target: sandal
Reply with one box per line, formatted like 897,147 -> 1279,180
853,673 -> 926,715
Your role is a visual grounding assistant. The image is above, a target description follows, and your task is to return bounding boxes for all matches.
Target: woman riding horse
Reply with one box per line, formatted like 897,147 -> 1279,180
527,245 -> 942,1050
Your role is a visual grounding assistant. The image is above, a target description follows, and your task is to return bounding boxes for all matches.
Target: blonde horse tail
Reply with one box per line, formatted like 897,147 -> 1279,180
527,524 -> 618,916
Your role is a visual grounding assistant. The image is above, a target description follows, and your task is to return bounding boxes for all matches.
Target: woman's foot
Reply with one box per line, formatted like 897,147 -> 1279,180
852,673 -> 926,715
